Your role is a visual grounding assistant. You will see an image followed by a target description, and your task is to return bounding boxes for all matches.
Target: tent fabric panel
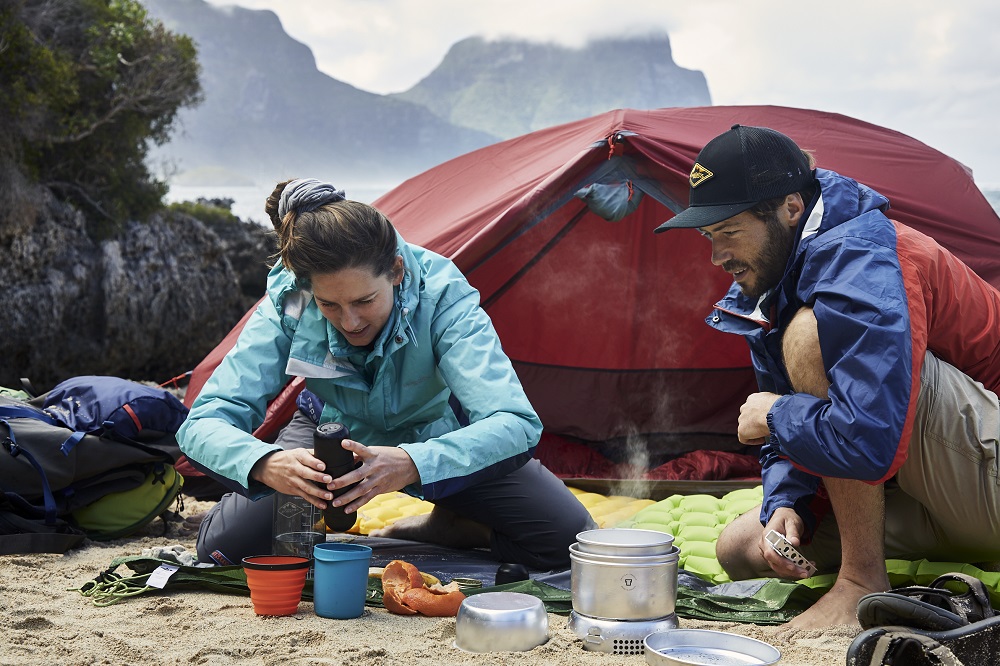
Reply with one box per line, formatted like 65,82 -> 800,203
513,361 -> 758,450
183,297 -> 262,408
485,196 -> 746,370
624,106 -> 1000,288
378,106 -> 1000,293
534,433 -> 762,482
376,112 -> 625,265
468,195 -> 584,305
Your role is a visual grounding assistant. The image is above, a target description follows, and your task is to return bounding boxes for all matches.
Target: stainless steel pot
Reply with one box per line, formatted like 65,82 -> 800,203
570,544 -> 678,620
576,528 -> 675,557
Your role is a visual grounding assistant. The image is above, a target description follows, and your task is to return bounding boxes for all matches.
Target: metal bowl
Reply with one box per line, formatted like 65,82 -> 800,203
644,629 -> 781,666
576,528 -> 675,557
454,592 -> 549,653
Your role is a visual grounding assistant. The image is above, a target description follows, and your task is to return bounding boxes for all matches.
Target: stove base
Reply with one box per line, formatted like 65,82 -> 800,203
568,611 -> 680,655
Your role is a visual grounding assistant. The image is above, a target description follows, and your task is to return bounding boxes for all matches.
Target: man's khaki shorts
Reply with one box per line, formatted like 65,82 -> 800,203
804,351 -> 1000,569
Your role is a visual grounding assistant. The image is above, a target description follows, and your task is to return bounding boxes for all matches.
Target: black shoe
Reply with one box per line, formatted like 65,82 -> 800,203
857,573 -> 995,631
847,614 -> 1000,666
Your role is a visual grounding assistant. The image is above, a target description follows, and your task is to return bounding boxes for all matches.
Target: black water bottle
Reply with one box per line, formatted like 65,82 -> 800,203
313,422 -> 360,532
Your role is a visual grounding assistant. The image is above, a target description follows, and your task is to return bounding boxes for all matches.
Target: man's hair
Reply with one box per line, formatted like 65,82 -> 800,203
748,150 -> 817,218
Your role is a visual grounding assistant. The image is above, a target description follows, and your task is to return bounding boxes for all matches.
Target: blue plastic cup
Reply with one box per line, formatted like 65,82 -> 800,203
312,542 -> 373,619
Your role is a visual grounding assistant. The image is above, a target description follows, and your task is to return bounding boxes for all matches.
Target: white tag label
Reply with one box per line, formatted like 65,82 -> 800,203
146,564 -> 179,589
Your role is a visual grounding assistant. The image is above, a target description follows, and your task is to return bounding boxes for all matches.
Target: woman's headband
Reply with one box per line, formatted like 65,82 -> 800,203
277,178 -> 346,219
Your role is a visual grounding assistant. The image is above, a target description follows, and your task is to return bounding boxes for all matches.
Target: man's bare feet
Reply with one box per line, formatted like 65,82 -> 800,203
369,507 -> 490,550
783,577 -> 886,630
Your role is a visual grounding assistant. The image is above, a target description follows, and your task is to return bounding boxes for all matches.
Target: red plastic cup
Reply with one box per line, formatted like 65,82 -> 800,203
242,555 -> 310,616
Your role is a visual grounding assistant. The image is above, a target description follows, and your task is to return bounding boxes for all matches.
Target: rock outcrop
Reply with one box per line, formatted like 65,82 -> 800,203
0,189 -> 273,390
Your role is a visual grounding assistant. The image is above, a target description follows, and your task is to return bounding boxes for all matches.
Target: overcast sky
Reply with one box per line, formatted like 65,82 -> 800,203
205,0 -> 1000,187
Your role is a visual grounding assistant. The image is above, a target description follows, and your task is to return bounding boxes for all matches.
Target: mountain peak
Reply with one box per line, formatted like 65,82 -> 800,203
394,34 -> 710,138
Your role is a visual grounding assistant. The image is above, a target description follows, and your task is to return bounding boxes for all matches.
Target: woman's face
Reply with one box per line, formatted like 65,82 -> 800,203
311,256 -> 403,348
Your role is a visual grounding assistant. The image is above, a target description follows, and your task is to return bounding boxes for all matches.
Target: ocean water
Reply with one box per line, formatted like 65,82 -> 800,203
169,183 -> 1000,226
983,188 -> 1000,216
166,184 -> 397,226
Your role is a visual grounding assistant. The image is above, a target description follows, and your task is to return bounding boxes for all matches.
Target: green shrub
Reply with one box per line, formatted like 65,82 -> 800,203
167,199 -> 240,226
0,0 -> 202,237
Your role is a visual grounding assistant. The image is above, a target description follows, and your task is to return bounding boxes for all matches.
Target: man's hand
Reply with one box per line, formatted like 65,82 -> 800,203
759,508 -> 812,579
738,392 -> 781,445
250,449 -> 333,509
327,440 -> 420,514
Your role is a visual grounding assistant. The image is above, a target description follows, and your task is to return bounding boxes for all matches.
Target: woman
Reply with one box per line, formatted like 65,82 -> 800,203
178,178 -> 594,570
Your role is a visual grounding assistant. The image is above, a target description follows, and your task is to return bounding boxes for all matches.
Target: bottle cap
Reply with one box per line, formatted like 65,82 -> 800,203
316,422 -> 349,440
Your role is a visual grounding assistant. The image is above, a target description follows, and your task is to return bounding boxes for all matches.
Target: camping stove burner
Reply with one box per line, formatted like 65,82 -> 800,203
568,611 -> 679,655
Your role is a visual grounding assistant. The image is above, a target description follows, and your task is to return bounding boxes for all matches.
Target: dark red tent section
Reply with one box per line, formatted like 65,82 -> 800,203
184,105 -> 1000,483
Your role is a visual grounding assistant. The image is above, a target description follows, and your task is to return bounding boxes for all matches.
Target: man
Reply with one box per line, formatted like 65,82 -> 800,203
655,124 -> 1000,628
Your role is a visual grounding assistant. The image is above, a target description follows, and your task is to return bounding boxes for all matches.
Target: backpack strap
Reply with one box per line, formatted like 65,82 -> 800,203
0,404 -> 57,424
0,405 -> 86,455
1,418 -> 60,524
0,531 -> 85,555
0,491 -> 85,554
19,378 -> 38,399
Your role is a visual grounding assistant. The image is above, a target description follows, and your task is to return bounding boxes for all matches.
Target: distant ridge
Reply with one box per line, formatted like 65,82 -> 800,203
142,0 -> 498,187
142,0 -> 711,188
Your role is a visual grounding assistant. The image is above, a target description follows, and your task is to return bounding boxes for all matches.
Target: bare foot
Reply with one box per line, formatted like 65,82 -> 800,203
370,507 -> 490,550
783,577 -> 884,630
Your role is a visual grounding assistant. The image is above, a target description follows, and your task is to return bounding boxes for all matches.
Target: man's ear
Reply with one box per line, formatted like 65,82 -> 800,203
784,193 -> 806,228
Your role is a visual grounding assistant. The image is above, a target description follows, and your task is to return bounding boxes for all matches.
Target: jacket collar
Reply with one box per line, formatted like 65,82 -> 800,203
270,233 -> 421,377
712,168 -> 890,321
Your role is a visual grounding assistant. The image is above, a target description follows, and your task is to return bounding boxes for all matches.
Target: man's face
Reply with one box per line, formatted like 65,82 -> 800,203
698,206 -> 798,299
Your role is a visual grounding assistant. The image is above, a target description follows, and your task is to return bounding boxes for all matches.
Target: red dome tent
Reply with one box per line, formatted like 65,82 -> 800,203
182,105 -> 1000,489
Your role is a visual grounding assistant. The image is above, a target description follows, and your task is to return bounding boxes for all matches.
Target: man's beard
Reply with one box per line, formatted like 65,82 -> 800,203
730,214 -> 795,300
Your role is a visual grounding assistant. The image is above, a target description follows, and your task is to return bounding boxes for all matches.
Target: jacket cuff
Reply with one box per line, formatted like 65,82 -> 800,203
765,397 -> 783,449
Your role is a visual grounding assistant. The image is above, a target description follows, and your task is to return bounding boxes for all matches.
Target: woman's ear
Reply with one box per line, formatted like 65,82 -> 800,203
391,255 -> 405,286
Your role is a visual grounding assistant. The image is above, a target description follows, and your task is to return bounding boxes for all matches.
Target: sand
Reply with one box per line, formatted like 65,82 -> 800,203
0,499 -> 861,666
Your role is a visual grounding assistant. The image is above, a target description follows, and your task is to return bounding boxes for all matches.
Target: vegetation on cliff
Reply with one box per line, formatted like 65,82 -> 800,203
0,0 -> 202,236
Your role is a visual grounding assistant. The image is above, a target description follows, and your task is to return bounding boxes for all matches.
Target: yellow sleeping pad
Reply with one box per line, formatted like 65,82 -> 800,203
349,486 -> 657,534
344,484 -> 770,586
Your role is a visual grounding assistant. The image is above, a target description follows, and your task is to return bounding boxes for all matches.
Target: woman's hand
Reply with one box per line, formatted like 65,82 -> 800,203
250,449 -> 333,510
759,507 -> 812,579
327,440 -> 420,513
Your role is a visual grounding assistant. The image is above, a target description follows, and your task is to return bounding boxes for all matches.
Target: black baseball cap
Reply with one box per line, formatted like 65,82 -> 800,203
654,124 -> 814,232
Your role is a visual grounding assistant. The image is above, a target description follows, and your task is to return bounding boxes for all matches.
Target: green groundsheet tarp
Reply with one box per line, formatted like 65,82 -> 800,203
75,555 -> 1000,626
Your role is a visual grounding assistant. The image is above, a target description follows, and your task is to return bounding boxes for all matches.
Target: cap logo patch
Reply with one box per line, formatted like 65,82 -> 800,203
689,162 -> 714,188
